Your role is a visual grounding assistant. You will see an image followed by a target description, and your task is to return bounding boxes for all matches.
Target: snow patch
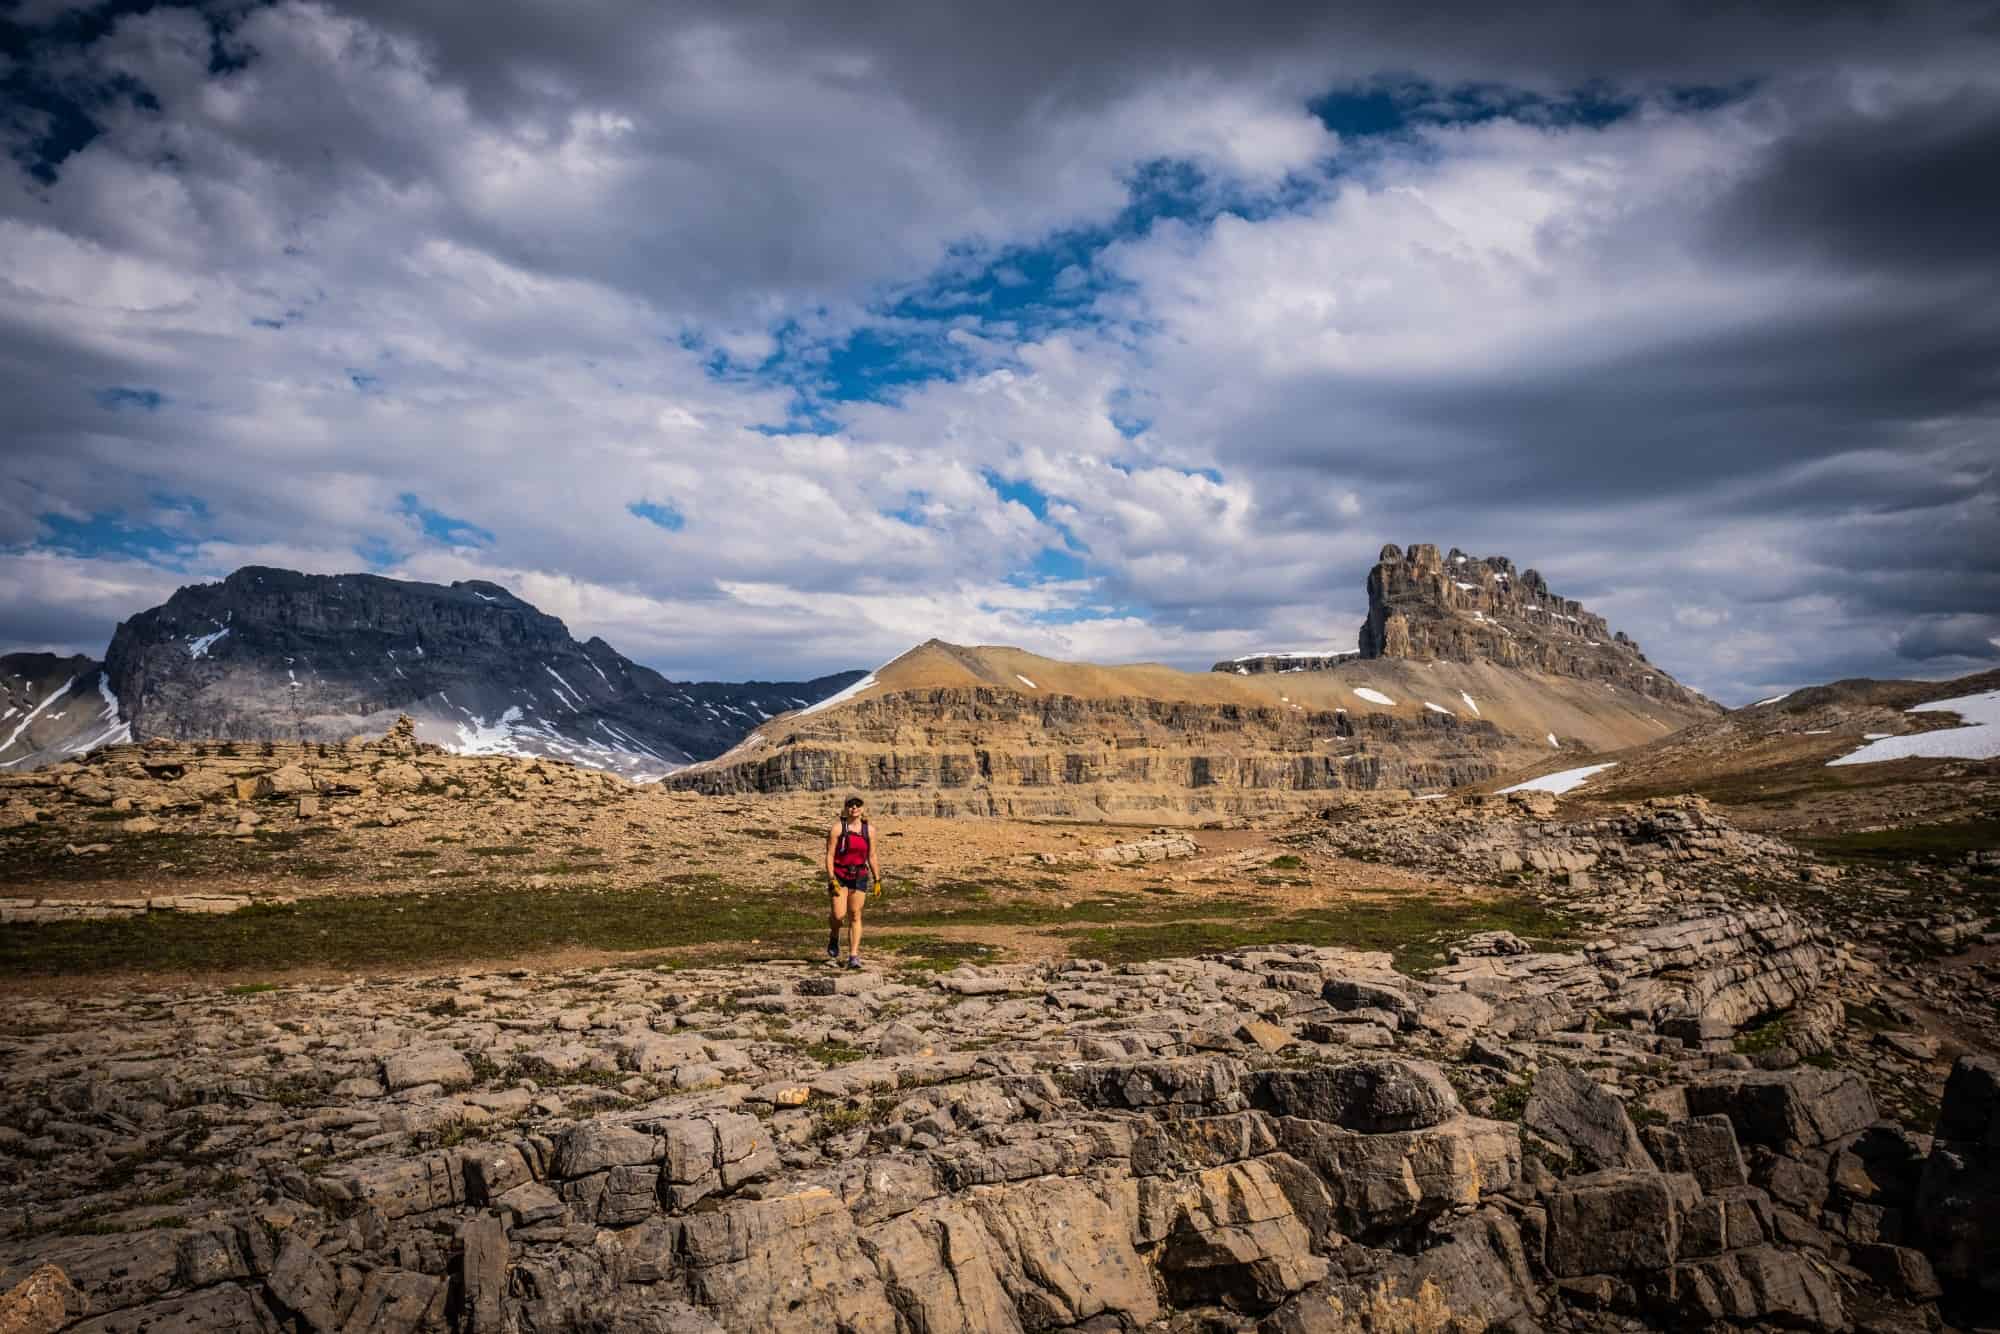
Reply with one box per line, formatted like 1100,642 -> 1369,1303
0,676 -> 76,760
796,673 -> 879,717
1547,732 -> 1559,748
1016,675 -> 1038,689
1499,762 -> 1618,795
1827,690 -> 2000,767
1424,701 -> 1453,715
1352,687 -> 1396,706
187,627 -> 230,659
1752,692 -> 1791,707
543,665 -> 585,712
1458,691 -> 1481,717
452,707 -> 527,756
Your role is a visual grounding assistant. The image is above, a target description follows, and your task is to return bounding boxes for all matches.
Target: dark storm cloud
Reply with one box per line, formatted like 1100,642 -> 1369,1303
1895,615 -> 2000,662
1711,87 -> 2000,277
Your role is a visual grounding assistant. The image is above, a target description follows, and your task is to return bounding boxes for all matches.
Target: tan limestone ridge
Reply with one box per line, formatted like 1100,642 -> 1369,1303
665,637 -> 1720,821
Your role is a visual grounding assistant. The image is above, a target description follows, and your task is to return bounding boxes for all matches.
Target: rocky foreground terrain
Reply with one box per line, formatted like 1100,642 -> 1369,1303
2,772 -> 1998,1329
2,707 -> 1997,1332
2,894 -> 1996,1332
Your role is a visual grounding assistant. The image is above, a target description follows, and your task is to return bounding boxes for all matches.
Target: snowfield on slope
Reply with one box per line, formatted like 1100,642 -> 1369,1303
1827,690 -> 2000,767
1352,687 -> 1396,706
1499,762 -> 1619,795
795,672 -> 878,718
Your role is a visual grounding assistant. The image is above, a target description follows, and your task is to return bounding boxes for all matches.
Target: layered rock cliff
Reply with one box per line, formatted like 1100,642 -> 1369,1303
1356,542 -> 1714,712
91,567 -> 861,775
668,638 -> 1718,819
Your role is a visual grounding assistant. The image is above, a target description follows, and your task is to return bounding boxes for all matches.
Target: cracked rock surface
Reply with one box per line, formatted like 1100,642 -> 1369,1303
2,900 -> 1990,1332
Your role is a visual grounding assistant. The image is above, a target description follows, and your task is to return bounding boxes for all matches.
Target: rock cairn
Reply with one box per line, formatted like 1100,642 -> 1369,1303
1,902 -> 1986,1331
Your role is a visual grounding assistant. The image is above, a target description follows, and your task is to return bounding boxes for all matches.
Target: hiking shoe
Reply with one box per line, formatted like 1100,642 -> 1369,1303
846,955 -> 863,970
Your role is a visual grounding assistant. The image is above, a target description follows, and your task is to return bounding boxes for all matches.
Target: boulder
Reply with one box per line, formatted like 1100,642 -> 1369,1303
256,765 -> 315,797
1279,1115 -> 1522,1235
1684,1069 -> 1877,1153
1671,1246 -> 1847,1330
0,1265 -> 80,1334
554,1123 -> 659,1178
1936,1055 -> 2000,1145
1322,977 -> 1418,1028
1546,1170 -> 1696,1276
1642,1114 -> 1748,1191
1524,1064 -> 1653,1173
266,1237 -> 340,1331
375,762 -> 426,792
1250,1060 -> 1461,1133
381,1046 -> 473,1092
1070,1056 -> 1244,1112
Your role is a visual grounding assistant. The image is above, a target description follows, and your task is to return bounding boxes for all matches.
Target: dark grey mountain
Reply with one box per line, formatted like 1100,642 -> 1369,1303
39,567 -> 866,777
0,652 -> 130,771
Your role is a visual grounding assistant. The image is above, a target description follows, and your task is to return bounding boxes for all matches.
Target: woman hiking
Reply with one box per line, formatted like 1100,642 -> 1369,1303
824,795 -> 879,968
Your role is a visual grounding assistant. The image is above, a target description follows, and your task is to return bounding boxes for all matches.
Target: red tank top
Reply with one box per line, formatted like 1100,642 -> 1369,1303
834,819 -> 871,873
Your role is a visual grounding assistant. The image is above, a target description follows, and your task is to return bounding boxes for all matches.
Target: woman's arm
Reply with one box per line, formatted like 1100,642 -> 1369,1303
825,825 -> 840,882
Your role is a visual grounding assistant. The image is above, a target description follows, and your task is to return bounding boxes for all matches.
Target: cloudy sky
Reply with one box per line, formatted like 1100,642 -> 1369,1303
2,0 -> 1996,702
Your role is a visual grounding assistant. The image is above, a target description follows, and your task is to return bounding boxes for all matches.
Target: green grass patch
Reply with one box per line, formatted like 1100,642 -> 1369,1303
1793,817 -> 2000,866
0,884 -> 825,978
874,934 -> 1004,973
393,849 -> 439,859
1267,854 -> 1304,870
803,1041 -> 867,1066
1734,1014 -> 1792,1055
467,845 -> 532,857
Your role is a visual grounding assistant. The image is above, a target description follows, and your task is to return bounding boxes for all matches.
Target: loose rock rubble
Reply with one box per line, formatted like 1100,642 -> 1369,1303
0,718 -> 637,858
1315,792 -> 1805,925
2,902 -> 1988,1331
1094,833 -> 1201,865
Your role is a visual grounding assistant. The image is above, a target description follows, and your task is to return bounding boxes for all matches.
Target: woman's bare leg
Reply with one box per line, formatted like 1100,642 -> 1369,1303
847,894 -> 864,959
828,890 -> 847,955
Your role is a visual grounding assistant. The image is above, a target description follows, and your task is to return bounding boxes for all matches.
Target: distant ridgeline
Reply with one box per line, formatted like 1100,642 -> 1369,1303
2,567 -> 863,775
670,542 -> 1720,819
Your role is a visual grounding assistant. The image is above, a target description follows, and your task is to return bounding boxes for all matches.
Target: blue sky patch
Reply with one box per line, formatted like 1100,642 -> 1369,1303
733,151 -> 1322,423
398,494 -> 493,546
629,499 -> 686,532
36,509 -> 196,563
983,469 -> 1050,521
353,536 -> 402,569
94,386 -> 163,411
1029,545 -> 1087,580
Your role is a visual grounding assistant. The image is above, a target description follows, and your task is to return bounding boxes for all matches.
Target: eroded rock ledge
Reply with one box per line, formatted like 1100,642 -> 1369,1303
1,906 -> 1990,1332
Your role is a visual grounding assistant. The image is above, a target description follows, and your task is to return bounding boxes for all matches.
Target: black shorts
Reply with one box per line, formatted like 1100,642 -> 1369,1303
833,875 -> 869,893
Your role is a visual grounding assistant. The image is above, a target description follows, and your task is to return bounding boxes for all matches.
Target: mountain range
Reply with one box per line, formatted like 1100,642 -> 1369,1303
665,542 -> 1724,818
0,568 -> 863,776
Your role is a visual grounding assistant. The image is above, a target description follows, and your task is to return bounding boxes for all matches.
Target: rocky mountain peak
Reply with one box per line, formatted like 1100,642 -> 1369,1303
1358,543 -> 1709,710
82,566 -> 864,776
